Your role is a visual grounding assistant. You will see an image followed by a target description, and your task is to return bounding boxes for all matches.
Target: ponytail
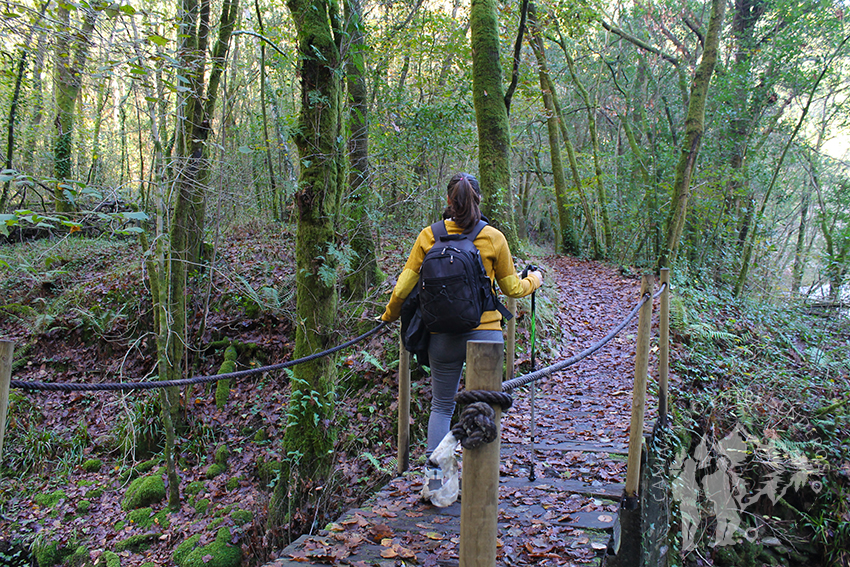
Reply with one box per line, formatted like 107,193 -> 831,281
445,173 -> 482,232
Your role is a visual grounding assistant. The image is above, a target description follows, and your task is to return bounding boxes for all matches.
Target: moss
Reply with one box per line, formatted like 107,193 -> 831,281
214,444 -> 230,466
226,476 -> 241,491
87,486 -> 105,499
121,473 -> 165,510
95,550 -> 120,567
256,456 -> 282,488
82,458 -> 102,473
33,540 -> 61,567
114,533 -> 159,553
172,535 -> 201,566
213,504 -> 234,518
76,500 -> 92,514
215,354 -> 236,409
128,507 -> 154,529
231,509 -> 253,526
34,490 -> 67,509
173,527 -> 241,567
140,563 -> 155,567
209,517 -> 224,530
154,509 -> 171,529
137,459 -> 159,474
78,480 -> 95,487
185,480 -> 205,496
253,428 -> 267,443
194,498 -> 211,516
205,463 -> 225,479
66,545 -> 90,567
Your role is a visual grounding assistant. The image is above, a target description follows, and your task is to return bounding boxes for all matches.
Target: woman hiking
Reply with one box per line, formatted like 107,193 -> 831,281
380,172 -> 542,482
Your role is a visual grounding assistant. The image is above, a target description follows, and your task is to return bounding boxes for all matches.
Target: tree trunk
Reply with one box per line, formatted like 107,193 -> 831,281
254,0 -> 279,221
269,0 -> 344,538
343,0 -> 382,300
527,3 -> 578,255
659,0 -> 726,268
471,0 -> 518,248
53,3 -> 98,211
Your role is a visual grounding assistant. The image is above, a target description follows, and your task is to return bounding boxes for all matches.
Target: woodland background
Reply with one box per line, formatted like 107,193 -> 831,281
0,0 -> 848,565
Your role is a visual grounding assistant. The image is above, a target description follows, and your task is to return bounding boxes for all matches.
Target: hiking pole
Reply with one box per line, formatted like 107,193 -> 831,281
522,265 -> 539,482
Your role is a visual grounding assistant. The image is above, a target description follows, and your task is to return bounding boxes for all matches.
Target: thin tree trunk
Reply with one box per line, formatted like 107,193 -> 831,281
254,0 -> 279,220
527,3 -> 577,254
53,3 -> 98,211
659,0 -> 726,268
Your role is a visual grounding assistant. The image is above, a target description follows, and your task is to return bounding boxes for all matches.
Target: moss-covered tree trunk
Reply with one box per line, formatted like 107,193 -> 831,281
660,0 -> 725,268
53,3 -> 98,212
471,0 -> 518,249
343,0 -> 382,300
268,0 -> 344,537
526,4 -> 578,255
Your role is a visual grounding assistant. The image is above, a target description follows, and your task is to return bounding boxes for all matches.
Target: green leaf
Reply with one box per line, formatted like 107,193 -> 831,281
120,4 -> 136,15
119,227 -> 145,234
238,146 -> 253,154
0,168 -> 16,182
119,211 -> 149,221
148,34 -> 168,47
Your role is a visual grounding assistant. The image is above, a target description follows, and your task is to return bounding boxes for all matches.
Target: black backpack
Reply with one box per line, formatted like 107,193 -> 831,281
417,220 -> 512,334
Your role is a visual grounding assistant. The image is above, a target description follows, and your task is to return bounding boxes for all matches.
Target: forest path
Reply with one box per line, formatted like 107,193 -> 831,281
267,256 -> 653,566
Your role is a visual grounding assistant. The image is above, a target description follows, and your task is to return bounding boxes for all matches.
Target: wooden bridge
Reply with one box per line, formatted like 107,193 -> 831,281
262,268 -> 671,567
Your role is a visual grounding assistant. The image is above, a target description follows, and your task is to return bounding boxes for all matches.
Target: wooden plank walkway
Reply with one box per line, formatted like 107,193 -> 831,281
263,257 -> 650,566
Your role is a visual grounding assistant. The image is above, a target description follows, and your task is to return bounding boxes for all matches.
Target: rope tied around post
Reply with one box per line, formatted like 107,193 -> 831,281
451,389 -> 513,449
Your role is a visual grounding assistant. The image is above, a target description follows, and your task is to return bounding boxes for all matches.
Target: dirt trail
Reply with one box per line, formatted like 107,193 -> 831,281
267,256 -> 656,566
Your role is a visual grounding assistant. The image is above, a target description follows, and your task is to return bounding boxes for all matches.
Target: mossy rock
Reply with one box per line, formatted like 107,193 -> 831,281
215,350 -> 237,409
205,463 -> 225,479
82,458 -> 102,473
122,473 -> 166,511
209,517 -> 225,530
76,500 -> 92,514
114,533 -> 159,553
173,527 -> 241,567
154,509 -> 171,529
34,490 -> 67,509
137,459 -> 160,474
231,509 -> 253,526
214,444 -> 230,466
213,504 -> 234,518
95,550 -> 120,567
194,498 -> 211,516
128,507 -> 154,529
185,480 -> 205,496
226,476 -> 241,491
253,428 -> 267,443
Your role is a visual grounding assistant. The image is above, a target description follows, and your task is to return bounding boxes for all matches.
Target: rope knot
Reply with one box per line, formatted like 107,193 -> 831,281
451,390 -> 513,449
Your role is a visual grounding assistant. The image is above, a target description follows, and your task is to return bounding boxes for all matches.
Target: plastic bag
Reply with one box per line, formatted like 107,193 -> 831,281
420,432 -> 460,507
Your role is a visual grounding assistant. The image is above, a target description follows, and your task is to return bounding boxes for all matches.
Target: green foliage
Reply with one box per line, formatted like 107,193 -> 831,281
121,474 -> 166,511
115,393 -> 164,461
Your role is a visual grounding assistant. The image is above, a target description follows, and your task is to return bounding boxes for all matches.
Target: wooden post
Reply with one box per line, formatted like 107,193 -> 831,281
659,268 -> 670,428
505,297 -> 516,380
397,333 -> 410,475
625,275 -> 652,498
0,340 -> 14,465
460,341 -> 503,567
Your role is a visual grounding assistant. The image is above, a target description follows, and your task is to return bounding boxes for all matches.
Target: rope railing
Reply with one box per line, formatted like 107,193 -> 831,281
501,290 -> 652,393
10,322 -> 389,392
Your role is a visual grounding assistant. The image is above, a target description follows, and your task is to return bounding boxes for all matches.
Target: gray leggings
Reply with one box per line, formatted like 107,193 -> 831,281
426,329 -> 504,455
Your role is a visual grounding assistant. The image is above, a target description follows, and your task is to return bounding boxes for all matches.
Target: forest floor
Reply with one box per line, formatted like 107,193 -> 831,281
0,225 -> 669,567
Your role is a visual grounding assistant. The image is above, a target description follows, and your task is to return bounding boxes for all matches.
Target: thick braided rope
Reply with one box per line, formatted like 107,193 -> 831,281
10,322 -> 389,392
451,390 -> 513,449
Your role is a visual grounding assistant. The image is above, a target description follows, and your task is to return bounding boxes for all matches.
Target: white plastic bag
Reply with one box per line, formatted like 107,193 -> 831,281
420,432 -> 460,507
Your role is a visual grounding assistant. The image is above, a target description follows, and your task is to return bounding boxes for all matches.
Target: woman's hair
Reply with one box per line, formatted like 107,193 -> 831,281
445,172 -> 482,231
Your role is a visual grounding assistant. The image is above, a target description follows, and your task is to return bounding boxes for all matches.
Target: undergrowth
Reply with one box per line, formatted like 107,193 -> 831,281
668,281 -> 849,566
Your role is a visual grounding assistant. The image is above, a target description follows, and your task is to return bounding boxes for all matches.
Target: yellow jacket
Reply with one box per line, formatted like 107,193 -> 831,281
381,219 -> 541,331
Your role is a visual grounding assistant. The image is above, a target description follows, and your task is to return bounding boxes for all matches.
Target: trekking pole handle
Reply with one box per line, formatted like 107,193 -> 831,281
521,264 -> 539,279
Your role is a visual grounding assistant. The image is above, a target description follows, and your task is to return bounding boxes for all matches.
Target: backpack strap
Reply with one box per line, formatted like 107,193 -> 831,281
431,220 -> 448,241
